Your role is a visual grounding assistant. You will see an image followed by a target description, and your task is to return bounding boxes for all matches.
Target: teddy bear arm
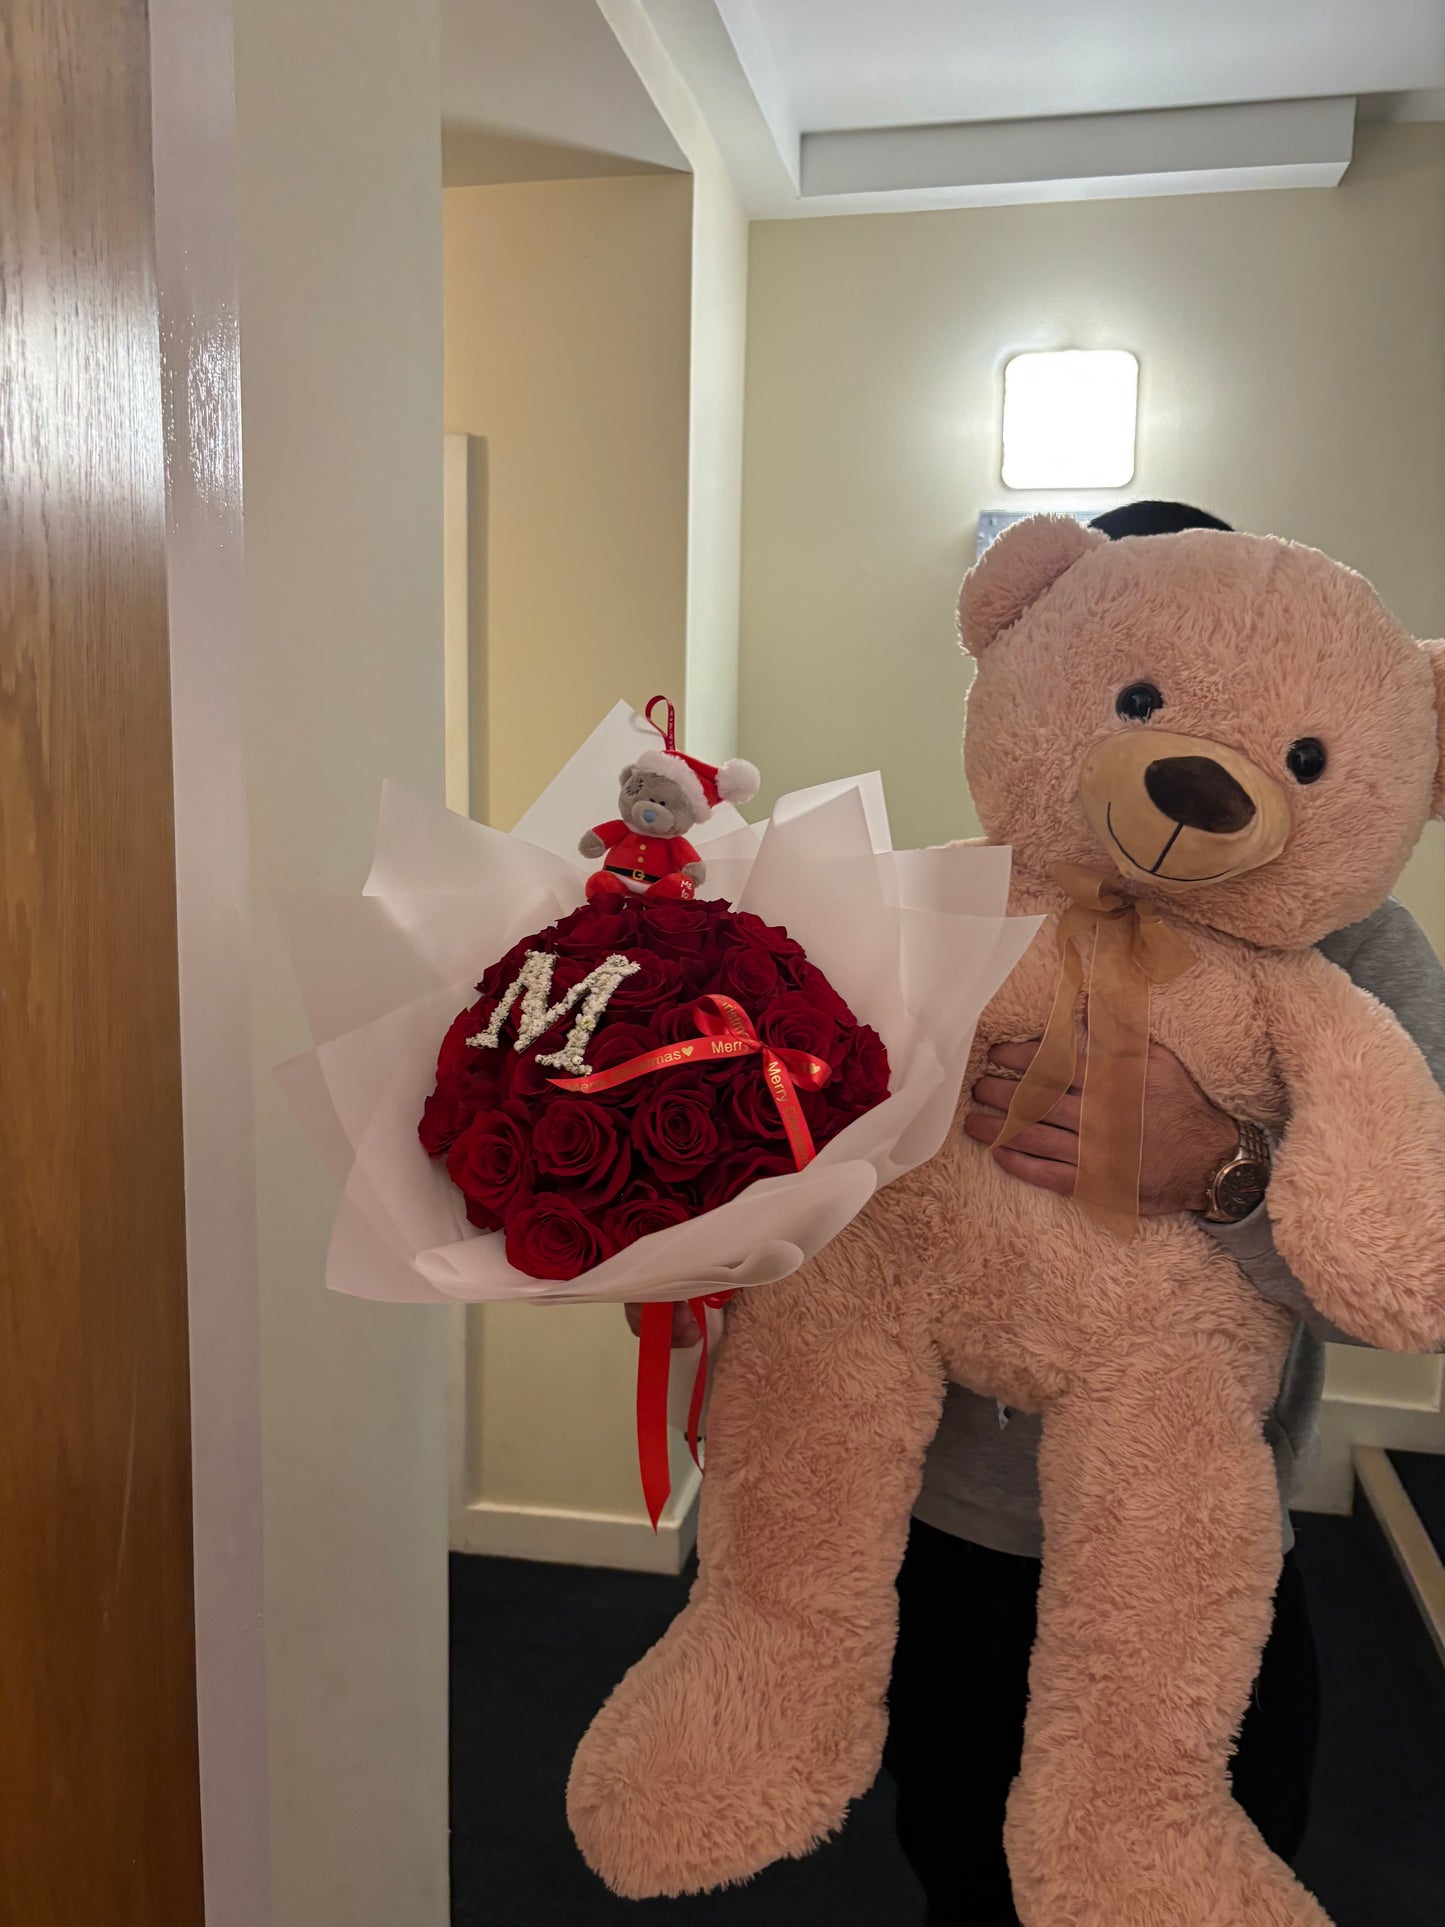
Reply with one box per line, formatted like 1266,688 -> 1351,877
568,1233 -> 945,1898
1260,948 -> 1445,1353
578,828 -> 606,859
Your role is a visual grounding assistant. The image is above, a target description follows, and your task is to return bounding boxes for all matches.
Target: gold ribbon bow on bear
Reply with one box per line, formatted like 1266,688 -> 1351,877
996,862 -> 1196,1241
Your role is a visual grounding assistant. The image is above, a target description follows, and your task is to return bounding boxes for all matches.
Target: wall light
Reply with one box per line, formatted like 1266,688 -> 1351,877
1001,349 -> 1138,491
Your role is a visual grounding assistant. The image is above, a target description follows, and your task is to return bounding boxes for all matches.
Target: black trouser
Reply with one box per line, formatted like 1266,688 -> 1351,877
883,1518 -> 1321,1926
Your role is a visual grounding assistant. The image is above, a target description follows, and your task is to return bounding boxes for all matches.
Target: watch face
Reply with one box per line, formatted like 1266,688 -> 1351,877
1217,1161 -> 1269,1218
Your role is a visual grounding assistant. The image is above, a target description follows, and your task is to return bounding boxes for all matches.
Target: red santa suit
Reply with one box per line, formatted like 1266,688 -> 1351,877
590,820 -> 701,895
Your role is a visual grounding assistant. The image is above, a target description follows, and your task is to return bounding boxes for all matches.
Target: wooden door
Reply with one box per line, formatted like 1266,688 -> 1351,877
0,0 -> 205,1920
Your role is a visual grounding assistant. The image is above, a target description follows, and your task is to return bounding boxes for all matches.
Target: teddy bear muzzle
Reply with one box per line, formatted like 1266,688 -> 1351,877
1080,729 -> 1291,889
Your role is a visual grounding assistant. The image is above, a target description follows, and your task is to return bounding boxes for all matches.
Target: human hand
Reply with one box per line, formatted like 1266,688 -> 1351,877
965,1036 -> 1239,1216
624,1302 -> 702,1346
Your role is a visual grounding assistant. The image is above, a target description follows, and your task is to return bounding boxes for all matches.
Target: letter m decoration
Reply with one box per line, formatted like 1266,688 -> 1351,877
465,950 -> 640,1078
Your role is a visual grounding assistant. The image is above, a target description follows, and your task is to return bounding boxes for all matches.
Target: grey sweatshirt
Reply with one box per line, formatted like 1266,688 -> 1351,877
914,897 -> 1445,1559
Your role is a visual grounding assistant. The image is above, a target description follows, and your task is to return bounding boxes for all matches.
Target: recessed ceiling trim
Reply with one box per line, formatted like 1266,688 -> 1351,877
785,161 -> 1353,221
800,96 -> 1356,202
629,0 -> 801,210
711,0 -> 802,189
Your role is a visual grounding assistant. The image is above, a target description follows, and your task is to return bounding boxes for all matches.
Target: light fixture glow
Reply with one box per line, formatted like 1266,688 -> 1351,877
1001,349 -> 1139,491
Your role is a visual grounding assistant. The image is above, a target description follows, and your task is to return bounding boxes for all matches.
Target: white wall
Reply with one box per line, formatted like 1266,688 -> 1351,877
680,131 -> 750,766
232,2 -> 450,1920
738,124 -> 1445,951
601,0 -> 751,768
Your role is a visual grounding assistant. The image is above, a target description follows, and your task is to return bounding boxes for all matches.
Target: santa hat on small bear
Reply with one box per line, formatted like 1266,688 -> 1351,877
635,695 -> 760,823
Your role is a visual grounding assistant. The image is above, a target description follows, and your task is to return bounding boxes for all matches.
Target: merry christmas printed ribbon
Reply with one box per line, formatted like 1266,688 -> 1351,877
995,862 -> 1195,1242
550,992 -> 832,1526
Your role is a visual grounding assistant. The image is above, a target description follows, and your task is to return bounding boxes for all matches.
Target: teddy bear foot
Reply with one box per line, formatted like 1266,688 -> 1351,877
643,870 -> 696,900
1009,1797 -> 1332,1927
1016,1865 -> 1331,1927
567,1606 -> 885,1898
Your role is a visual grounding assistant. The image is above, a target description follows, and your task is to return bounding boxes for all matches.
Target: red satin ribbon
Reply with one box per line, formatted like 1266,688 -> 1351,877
634,1289 -> 735,1533
550,993 -> 831,1527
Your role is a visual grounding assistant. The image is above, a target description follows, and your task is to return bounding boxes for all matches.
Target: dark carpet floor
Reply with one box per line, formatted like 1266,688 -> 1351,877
450,1512 -> 1445,1926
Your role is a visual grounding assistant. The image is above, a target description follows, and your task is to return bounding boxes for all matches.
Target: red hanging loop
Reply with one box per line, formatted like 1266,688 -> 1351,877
635,1303 -> 676,1530
644,694 -> 677,752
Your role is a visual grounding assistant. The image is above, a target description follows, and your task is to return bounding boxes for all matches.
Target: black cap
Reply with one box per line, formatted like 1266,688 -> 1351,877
1089,500 -> 1233,540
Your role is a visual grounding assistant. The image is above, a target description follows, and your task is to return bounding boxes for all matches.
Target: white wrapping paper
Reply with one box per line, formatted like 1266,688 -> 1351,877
277,702 -> 1041,1309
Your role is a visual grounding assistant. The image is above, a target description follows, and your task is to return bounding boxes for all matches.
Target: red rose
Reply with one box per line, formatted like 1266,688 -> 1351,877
607,949 -> 685,1017
797,1082 -> 846,1148
788,958 -> 855,1027
642,897 -> 706,934
834,1023 -> 891,1107
576,1022 -> 660,1104
713,944 -> 781,1009
505,1195 -> 613,1280
477,937 -> 534,1001
699,1144 -> 792,1213
419,1024 -> 511,1155
723,1063 -> 789,1144
531,1097 -> 630,1203
554,899 -> 633,955
640,897 -> 710,954
418,1079 -> 472,1157
539,954 -> 592,1004
759,989 -> 840,1070
796,1026 -> 890,1152
721,911 -> 805,963
500,1041 -> 564,1105
446,1103 -> 533,1216
436,1003 -> 485,1079
648,1001 -> 711,1045
603,1195 -> 693,1249
631,1085 -> 721,1181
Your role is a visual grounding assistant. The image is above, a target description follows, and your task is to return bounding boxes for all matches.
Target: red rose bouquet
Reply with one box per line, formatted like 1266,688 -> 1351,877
278,703 -> 1035,1519
419,896 -> 891,1279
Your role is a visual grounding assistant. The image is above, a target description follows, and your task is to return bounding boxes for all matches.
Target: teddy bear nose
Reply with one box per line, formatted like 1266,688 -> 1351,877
1144,756 -> 1256,835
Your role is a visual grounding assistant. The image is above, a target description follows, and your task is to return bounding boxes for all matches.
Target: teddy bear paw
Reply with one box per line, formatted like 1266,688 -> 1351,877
1007,1793 -> 1332,1927
567,1608 -> 886,1898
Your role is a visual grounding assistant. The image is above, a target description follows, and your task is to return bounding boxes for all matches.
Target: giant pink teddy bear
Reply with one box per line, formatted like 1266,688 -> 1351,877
569,518 -> 1445,1926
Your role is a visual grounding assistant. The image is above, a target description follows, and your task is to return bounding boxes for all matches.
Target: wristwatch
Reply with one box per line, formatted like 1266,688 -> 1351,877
1199,1119 -> 1273,1223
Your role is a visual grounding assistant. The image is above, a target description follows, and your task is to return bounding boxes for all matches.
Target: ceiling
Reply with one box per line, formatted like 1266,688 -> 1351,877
637,0 -> 1445,214
441,0 -> 685,186
730,0 -> 1445,131
440,1 -> 1445,210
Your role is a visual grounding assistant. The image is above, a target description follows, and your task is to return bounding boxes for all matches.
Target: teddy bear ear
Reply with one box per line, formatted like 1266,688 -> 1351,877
957,514 -> 1108,658
1423,641 -> 1445,820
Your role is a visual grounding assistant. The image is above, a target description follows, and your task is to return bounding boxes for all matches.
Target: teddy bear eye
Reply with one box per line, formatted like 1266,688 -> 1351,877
1285,737 -> 1327,785
1115,682 -> 1164,723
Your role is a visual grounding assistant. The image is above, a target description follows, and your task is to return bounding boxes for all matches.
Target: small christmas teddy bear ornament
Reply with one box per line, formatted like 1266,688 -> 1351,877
580,696 -> 760,902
